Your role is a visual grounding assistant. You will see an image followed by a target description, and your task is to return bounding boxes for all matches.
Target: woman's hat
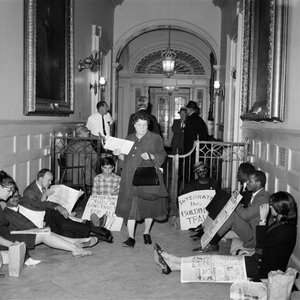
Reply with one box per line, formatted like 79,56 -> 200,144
186,101 -> 198,110
178,107 -> 187,114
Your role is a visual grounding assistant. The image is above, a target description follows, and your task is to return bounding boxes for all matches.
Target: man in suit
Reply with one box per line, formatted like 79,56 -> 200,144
170,107 -> 186,154
127,96 -> 161,136
184,100 -> 208,153
195,170 -> 270,252
19,169 -> 112,242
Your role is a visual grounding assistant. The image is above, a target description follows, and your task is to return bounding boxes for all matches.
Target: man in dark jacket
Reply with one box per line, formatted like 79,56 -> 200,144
127,96 -> 161,136
184,100 -> 208,153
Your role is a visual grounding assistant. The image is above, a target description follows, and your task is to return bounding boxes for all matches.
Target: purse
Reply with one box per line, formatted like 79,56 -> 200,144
132,154 -> 168,201
132,155 -> 159,186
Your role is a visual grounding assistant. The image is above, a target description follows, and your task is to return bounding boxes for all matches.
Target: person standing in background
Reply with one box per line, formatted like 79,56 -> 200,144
170,107 -> 187,154
86,101 -> 114,141
127,96 -> 161,136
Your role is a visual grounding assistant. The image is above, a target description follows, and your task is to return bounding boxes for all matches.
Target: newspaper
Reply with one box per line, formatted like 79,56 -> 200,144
11,227 -> 51,235
230,281 -> 267,300
181,255 -> 247,283
178,190 -> 216,230
104,136 -> 134,155
18,205 -> 45,228
201,190 -> 242,249
47,185 -> 84,214
82,195 -> 123,231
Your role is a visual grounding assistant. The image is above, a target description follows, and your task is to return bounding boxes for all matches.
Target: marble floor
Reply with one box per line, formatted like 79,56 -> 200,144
0,221 -> 235,300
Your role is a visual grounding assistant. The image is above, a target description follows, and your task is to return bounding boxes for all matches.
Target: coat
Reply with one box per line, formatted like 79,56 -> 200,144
184,112 -> 208,153
115,130 -> 168,221
245,220 -> 297,279
170,119 -> 185,154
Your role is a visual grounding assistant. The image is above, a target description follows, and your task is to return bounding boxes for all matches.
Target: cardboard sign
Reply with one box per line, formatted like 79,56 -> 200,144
178,190 -> 216,230
201,190 -> 242,249
82,195 -> 123,231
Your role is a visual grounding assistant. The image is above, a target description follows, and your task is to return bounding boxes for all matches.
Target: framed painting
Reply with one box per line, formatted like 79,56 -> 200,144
24,0 -> 74,116
240,0 -> 288,122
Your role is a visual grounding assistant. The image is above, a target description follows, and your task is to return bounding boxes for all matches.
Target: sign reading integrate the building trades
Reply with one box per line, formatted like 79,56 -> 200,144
201,190 -> 242,249
178,190 -> 216,230
82,195 -> 123,231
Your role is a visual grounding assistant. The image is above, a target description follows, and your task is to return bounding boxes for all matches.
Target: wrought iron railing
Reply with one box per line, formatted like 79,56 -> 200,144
165,140 -> 250,216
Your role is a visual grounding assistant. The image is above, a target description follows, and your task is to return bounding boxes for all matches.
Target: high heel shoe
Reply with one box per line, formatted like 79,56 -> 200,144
72,248 -> 93,258
143,234 -> 152,245
154,243 -> 171,275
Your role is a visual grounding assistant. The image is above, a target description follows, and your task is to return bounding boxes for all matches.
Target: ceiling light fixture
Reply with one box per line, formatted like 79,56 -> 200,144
161,27 -> 176,78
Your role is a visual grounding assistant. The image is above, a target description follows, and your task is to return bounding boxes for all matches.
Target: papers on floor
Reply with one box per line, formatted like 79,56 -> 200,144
82,195 -> 123,231
181,255 -> 247,283
47,185 -> 84,214
103,136 -> 134,155
178,190 -> 216,230
11,227 -> 51,235
201,190 -> 242,249
18,205 -> 45,228
230,281 -> 267,300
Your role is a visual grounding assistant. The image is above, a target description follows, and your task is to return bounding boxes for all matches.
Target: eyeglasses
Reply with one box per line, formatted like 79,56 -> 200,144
1,185 -> 14,193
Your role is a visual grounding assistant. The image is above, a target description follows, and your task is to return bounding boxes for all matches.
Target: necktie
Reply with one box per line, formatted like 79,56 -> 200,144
42,187 -> 46,193
102,115 -> 106,136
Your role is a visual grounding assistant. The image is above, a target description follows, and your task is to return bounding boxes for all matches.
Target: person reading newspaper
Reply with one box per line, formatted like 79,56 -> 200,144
153,191 -> 297,281
19,169 -> 111,242
194,170 -> 270,252
0,171 -> 97,259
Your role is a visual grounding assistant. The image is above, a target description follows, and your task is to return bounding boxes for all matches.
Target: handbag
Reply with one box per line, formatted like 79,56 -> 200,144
132,155 -> 168,201
8,242 -> 26,277
132,155 -> 159,186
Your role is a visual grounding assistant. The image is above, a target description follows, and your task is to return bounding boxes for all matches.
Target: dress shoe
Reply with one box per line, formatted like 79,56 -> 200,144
189,224 -> 204,232
192,243 -> 219,253
122,237 -> 135,248
97,228 -> 113,243
143,234 -> 152,245
78,237 -> 98,248
190,229 -> 204,240
154,244 -> 171,275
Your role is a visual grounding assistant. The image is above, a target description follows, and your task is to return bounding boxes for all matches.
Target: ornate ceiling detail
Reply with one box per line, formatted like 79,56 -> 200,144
134,50 -> 206,75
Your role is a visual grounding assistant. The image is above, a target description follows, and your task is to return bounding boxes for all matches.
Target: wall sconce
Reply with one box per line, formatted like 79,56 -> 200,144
214,80 -> 225,98
78,51 -> 101,72
90,76 -> 106,98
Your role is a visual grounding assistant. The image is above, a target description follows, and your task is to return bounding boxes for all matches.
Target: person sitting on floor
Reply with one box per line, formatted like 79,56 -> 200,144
153,191 -> 297,281
0,171 -> 96,258
19,169 -> 113,243
92,157 -> 121,196
193,170 -> 270,252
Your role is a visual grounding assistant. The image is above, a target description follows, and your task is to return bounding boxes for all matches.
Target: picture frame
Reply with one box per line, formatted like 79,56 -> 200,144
240,0 -> 288,122
24,0 -> 74,116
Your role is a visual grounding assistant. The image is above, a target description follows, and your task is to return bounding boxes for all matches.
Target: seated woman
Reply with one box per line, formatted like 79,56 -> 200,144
0,171 -> 97,259
154,191 -> 297,280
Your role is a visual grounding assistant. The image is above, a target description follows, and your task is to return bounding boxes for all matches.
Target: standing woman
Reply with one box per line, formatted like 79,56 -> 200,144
115,112 -> 168,248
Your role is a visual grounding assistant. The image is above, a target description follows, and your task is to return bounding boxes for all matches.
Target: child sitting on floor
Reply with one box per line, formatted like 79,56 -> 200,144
92,157 -> 121,196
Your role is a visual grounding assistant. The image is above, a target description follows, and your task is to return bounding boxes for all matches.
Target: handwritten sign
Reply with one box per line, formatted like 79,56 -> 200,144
201,190 -> 242,249
181,255 -> 247,283
82,195 -> 123,231
178,190 -> 216,230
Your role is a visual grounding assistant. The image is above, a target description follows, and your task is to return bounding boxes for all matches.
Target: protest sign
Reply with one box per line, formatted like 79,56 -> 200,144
230,281 -> 267,300
201,190 -> 242,249
82,195 -> 123,231
178,190 -> 216,230
181,255 -> 247,283
47,185 -> 84,214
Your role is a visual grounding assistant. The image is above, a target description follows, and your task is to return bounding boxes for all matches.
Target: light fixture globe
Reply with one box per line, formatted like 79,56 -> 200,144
161,27 -> 176,77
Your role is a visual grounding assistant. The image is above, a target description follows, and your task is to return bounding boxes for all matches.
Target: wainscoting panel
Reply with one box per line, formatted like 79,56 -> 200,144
0,121 -> 76,194
243,128 -> 300,270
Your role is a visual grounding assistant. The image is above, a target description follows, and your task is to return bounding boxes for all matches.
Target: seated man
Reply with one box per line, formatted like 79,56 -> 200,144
19,169 -> 113,243
194,170 -> 270,252
180,161 -> 219,195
